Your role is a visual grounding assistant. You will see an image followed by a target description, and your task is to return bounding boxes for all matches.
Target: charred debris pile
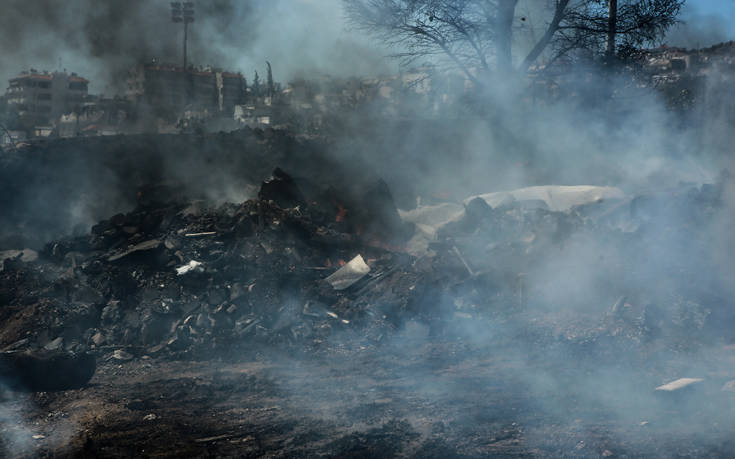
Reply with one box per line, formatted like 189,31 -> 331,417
0,168 -> 416,359
0,164 -> 730,389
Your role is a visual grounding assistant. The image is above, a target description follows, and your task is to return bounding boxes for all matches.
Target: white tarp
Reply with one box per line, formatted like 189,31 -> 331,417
398,186 -> 626,256
466,185 -> 625,212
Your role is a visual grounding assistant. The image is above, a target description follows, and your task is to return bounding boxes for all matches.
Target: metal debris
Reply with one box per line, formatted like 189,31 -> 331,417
325,254 -> 371,290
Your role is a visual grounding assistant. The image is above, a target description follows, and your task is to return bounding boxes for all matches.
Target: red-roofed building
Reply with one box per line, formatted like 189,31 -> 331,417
5,70 -> 89,128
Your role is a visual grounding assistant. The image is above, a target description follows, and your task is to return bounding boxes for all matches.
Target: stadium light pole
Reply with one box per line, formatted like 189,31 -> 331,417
171,2 -> 195,70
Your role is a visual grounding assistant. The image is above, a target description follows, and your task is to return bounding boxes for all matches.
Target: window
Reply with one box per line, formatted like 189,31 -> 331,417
69,82 -> 87,91
37,93 -> 52,101
38,82 -> 51,89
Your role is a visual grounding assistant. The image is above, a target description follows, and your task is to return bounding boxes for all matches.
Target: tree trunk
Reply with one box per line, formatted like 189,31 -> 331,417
606,0 -> 618,63
495,0 -> 519,74
520,0 -> 571,72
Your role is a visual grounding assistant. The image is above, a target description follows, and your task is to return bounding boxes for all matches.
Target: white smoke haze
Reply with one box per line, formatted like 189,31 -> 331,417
0,382 -> 33,457
244,48 -> 735,452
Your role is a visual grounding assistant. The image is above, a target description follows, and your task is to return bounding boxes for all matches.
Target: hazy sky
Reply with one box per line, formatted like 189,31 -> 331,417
666,0 -> 735,48
0,0 -> 734,94
0,0 -> 394,95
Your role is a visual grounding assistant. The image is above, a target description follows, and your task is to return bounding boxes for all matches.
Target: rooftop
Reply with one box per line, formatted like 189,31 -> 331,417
10,70 -> 89,84
140,63 -> 243,79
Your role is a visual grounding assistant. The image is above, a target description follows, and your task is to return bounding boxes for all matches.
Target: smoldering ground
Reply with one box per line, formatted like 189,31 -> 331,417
228,61 -> 735,455
0,382 -> 32,458
0,382 -> 84,457
4,92 -> 735,455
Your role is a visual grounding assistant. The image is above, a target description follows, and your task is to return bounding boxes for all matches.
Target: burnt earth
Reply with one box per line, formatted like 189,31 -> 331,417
2,171 -> 735,457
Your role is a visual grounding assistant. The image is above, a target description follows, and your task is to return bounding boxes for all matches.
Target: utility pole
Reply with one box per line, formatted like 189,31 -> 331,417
171,2 -> 195,70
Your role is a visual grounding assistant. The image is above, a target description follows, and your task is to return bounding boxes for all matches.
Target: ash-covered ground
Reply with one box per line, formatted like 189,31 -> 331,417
2,126 -> 735,458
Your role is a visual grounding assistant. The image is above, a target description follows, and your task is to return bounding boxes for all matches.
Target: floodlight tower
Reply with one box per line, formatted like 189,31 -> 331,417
171,2 -> 195,70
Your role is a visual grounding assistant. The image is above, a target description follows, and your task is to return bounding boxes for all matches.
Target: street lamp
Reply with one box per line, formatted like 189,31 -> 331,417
171,2 -> 195,70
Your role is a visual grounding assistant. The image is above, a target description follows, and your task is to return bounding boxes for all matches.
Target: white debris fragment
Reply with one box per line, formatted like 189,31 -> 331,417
176,260 -> 203,276
325,254 -> 370,290
324,311 -> 350,324
184,232 -> 217,237
655,378 -> 704,392
111,349 -> 134,361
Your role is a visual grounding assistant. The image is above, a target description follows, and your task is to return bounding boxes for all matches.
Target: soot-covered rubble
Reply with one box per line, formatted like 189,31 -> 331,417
0,169 -> 419,363
0,168 -> 729,391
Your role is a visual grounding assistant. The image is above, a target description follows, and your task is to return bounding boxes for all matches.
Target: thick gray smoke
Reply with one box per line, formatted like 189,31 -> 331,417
0,0 -> 392,93
253,33 -> 735,454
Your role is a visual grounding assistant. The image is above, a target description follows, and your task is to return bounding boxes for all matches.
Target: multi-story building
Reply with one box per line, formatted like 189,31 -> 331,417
57,96 -> 131,138
275,68 -> 467,131
5,70 -> 89,127
126,63 -> 246,119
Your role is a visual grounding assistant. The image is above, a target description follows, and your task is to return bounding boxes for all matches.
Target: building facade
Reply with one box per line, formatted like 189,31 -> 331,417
5,70 -> 89,127
126,64 -> 246,119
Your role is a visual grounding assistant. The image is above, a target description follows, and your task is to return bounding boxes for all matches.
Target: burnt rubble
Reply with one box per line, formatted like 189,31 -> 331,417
0,168 -> 419,366
2,165 -> 735,457
0,168 -> 728,374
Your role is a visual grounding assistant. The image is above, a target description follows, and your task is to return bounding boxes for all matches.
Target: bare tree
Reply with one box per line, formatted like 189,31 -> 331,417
253,71 -> 261,97
558,0 -> 684,65
607,0 -> 618,61
343,0 -> 567,83
266,61 -> 276,98
343,0 -> 683,82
